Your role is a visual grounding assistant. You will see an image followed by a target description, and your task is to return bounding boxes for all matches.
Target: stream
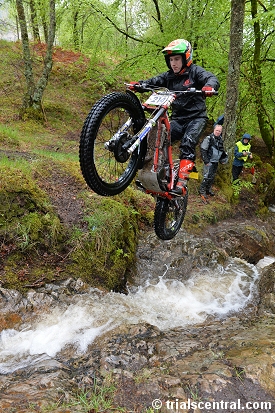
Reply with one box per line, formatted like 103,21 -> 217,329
1,226 -> 275,412
0,255 -> 268,375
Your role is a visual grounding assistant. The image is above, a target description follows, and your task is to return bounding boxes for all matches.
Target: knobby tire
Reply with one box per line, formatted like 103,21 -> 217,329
154,193 -> 188,240
79,92 -> 145,196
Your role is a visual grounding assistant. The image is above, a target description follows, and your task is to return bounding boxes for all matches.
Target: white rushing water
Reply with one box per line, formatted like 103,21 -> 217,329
0,257 -> 263,373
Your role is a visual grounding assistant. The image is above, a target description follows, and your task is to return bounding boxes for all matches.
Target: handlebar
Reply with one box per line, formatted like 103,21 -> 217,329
175,87 -> 218,96
124,83 -> 218,96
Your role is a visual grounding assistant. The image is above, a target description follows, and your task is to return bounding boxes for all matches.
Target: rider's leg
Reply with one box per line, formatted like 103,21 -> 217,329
176,159 -> 196,194
178,118 -> 207,161
171,118 -> 207,195
171,159 -> 195,195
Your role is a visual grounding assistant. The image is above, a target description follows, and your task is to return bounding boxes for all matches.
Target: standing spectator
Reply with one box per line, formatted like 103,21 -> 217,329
199,124 -> 228,200
232,133 -> 253,182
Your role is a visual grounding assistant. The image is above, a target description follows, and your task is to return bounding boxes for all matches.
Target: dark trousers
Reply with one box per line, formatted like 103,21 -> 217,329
199,162 -> 219,194
232,164 -> 243,181
170,118 -> 207,161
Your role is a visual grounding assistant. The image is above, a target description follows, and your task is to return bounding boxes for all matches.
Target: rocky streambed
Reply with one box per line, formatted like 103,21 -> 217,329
0,217 -> 275,412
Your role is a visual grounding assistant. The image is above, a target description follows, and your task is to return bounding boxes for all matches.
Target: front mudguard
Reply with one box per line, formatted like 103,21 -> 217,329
126,89 -> 145,114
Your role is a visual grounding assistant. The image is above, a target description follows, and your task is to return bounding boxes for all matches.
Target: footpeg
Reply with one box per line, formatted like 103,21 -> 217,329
170,179 -> 187,196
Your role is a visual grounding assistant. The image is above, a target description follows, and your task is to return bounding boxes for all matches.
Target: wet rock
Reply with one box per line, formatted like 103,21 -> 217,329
205,218 -> 275,264
135,231 -> 229,285
258,262 -> 275,314
1,312 -> 275,412
91,317 -> 275,411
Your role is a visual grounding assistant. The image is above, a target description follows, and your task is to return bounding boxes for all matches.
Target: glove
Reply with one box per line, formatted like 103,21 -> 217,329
202,86 -> 215,97
128,81 -> 140,91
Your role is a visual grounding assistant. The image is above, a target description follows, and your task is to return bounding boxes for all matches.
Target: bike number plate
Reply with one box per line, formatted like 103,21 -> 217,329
144,93 -> 171,106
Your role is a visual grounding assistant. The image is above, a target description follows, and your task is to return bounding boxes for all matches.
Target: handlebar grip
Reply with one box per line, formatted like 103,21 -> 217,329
185,88 -> 218,95
134,84 -> 151,93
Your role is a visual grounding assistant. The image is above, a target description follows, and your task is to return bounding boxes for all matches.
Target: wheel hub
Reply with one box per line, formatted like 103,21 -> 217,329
114,132 -> 131,163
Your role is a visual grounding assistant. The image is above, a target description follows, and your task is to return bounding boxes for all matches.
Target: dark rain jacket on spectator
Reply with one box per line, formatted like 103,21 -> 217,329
201,133 -> 228,165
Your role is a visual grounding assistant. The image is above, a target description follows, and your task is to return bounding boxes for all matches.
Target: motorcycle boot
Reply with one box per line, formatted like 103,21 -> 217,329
171,159 -> 195,195
199,183 -> 208,203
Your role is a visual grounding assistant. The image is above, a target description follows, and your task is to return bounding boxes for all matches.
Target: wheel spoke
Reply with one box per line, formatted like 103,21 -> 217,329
93,108 -> 132,184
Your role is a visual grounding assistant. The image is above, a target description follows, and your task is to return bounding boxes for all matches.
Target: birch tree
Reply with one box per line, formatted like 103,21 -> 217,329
16,0 -> 56,119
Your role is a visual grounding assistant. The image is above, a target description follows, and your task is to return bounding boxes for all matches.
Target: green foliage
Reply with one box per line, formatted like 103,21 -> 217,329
4,0 -> 275,147
71,379 -> 123,412
17,212 -> 63,250
41,377 -> 126,412
55,0 -> 232,122
232,179 -> 254,198
0,153 -> 139,291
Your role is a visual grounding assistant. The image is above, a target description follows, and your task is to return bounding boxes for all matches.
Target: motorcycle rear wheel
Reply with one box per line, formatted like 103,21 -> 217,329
154,193 -> 188,240
79,92 -> 145,196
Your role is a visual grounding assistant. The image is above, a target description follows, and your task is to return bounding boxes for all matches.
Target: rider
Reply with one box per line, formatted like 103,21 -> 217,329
130,39 -> 220,194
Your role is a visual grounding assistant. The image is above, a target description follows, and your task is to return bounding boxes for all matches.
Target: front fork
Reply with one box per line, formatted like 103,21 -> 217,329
154,115 -> 176,191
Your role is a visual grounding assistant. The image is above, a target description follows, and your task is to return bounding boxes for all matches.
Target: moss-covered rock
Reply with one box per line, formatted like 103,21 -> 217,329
0,159 -> 65,249
68,195 -> 138,290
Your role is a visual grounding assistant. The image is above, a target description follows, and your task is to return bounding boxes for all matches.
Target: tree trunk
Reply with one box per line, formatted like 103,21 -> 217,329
216,0 -> 245,197
222,0 -> 245,153
251,0 -> 273,156
37,0 -> 49,43
29,0 -> 41,42
16,0 -> 56,119
15,0 -> 35,111
73,9 -> 80,50
32,0 -> 56,113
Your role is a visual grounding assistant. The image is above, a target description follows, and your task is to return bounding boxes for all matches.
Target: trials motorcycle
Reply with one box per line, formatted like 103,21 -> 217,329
79,85 -> 215,240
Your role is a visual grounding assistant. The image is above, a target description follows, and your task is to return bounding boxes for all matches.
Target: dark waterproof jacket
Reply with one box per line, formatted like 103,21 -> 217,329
200,133 -> 228,164
140,64 -> 220,121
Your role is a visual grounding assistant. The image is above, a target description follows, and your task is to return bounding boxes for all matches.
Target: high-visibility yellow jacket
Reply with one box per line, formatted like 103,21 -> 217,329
233,140 -> 251,165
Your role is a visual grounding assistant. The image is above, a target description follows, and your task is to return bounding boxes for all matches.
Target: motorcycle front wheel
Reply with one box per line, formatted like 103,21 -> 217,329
154,193 -> 188,240
79,92 -> 145,196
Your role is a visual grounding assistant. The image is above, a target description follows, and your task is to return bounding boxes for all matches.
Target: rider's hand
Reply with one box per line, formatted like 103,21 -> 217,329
128,81 -> 140,91
202,86 -> 215,97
